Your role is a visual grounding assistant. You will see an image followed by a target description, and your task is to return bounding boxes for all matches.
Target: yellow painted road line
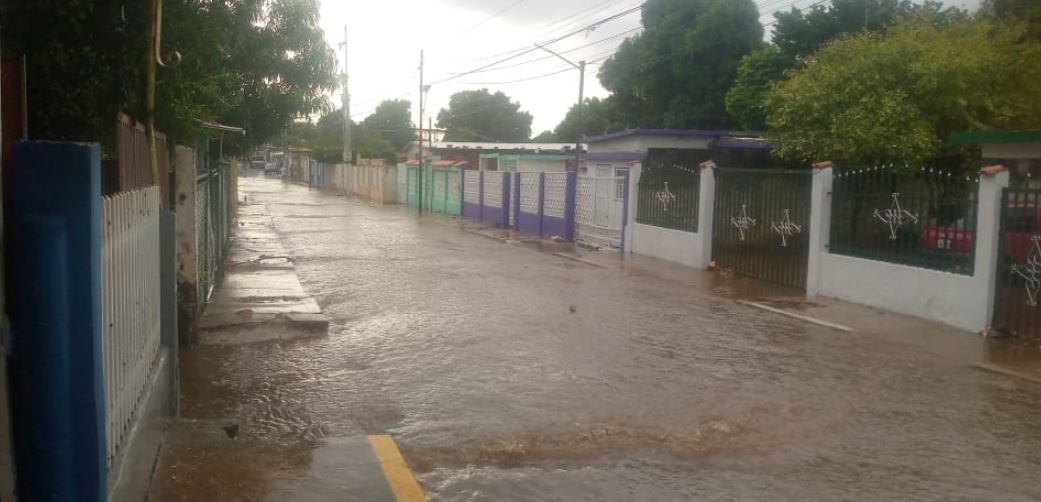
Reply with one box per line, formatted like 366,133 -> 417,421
367,435 -> 429,502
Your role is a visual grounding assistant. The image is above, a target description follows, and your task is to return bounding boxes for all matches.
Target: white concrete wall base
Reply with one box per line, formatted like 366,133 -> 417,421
817,253 -> 987,333
631,223 -> 704,269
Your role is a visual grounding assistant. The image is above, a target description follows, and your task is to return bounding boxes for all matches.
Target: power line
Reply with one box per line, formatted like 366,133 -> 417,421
429,4 -> 643,86
452,0 -> 637,64
447,27 -> 642,75
463,0 -> 530,33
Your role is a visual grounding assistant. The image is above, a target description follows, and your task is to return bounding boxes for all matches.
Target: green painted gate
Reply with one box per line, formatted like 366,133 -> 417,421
406,164 -> 462,215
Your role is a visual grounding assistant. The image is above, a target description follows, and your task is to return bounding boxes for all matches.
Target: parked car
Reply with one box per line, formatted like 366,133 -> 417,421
920,203 -> 976,256
920,202 -> 1040,264
1001,204 -> 1041,265
249,155 -> 266,170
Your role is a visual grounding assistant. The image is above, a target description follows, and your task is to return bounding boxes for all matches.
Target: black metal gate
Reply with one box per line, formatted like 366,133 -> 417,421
992,186 -> 1041,339
712,168 -> 813,289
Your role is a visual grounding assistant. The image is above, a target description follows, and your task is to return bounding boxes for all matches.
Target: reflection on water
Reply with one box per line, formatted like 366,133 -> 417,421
159,176 -> 1041,502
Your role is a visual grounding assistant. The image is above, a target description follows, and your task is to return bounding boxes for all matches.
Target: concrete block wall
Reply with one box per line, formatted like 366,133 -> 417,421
625,161 -> 715,270
623,159 -> 1009,333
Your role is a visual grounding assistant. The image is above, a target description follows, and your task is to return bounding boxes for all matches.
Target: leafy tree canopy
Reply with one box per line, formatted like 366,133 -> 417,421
764,21 -> 1041,168
724,45 -> 790,131
291,103 -> 407,165
531,130 -> 557,142
772,0 -> 966,60
980,0 -> 1041,39
726,0 -> 968,130
1,0 -> 338,150
553,97 -> 626,142
597,0 -> 762,129
360,99 -> 414,151
436,89 -> 533,142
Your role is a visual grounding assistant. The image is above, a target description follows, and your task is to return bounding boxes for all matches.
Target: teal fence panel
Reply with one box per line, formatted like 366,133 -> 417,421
446,168 -> 462,215
407,166 -> 419,209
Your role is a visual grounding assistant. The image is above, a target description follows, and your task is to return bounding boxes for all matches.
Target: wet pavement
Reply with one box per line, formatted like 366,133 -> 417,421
154,174 -> 1041,501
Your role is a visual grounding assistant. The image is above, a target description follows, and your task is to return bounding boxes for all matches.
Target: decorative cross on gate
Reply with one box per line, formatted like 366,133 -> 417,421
731,204 -> 756,241
771,209 -> 802,248
1012,235 -> 1041,308
873,193 -> 919,240
654,182 -> 677,212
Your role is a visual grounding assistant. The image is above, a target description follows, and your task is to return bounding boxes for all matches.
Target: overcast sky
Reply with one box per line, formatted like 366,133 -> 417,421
318,0 -> 982,136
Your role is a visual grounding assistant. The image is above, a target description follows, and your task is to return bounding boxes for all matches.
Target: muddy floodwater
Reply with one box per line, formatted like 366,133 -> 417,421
162,175 -> 1041,501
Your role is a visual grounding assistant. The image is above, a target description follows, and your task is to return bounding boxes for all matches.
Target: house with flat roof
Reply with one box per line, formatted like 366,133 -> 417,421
950,129 -> 1041,186
428,141 -> 580,172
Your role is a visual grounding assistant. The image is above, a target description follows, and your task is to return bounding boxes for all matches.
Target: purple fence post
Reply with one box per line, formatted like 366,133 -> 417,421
479,170 -> 485,222
621,170 -> 630,253
513,172 -> 521,230
538,172 -> 546,237
460,169 -> 465,217
564,171 -> 577,241
501,171 -> 511,228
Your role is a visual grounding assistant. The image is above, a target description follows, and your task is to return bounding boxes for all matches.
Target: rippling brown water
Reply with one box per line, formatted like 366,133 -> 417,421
158,176 -> 1041,502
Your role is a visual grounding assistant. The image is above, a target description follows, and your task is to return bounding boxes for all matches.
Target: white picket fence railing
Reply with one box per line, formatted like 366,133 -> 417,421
101,186 -> 162,466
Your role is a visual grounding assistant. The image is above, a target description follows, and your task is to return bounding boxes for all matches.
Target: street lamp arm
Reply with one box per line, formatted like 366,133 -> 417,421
533,43 -> 582,70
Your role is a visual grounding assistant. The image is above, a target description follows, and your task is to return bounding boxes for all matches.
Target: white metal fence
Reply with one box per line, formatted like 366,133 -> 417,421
544,173 -> 568,218
576,174 -> 626,248
101,186 -> 162,466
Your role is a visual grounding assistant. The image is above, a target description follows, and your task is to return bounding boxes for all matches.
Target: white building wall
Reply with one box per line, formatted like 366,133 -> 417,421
982,142 -> 1041,159
517,159 -> 568,173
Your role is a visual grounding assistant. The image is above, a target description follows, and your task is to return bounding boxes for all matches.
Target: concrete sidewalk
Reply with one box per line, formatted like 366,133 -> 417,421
196,202 -> 329,344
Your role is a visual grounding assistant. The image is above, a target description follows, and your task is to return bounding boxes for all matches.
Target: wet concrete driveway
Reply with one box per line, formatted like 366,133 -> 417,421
157,175 -> 1041,501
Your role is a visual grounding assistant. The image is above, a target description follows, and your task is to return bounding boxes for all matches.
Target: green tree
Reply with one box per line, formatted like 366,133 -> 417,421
980,0 -> 1041,39
436,89 -> 533,142
0,0 -> 337,149
724,45 -> 790,130
772,0 -> 966,60
726,0 -> 967,132
597,0 -> 763,129
552,97 -> 624,142
295,105 -> 406,164
531,130 -> 558,142
360,100 -> 414,151
764,21 -> 1041,167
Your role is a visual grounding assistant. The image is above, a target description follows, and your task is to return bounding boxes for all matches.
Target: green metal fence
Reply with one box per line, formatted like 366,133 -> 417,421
636,161 -> 700,232
195,139 -> 233,305
406,163 -> 462,215
830,165 -> 979,275
406,166 -> 420,208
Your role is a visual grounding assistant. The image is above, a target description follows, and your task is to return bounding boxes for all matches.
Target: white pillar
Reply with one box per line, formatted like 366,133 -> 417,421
806,161 -> 834,298
624,161 -> 641,256
696,161 -> 717,269
975,165 -> 1010,329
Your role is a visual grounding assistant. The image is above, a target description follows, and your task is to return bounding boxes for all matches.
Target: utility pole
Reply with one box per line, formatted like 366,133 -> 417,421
340,25 -> 352,164
576,60 -> 585,171
146,0 -> 180,192
534,43 -> 584,170
418,50 -> 424,215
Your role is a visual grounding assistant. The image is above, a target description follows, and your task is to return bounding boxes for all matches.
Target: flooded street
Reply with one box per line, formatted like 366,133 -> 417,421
166,175 -> 1041,501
